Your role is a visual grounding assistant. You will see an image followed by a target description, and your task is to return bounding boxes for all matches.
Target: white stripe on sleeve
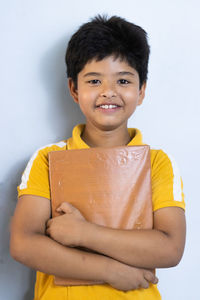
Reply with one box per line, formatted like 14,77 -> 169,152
167,153 -> 182,202
19,141 -> 66,190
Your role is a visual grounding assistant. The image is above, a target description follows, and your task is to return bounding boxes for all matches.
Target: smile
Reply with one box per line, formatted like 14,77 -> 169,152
95,104 -> 122,113
99,104 -> 118,109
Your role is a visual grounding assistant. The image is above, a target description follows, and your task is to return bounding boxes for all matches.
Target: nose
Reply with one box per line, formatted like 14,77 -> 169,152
100,82 -> 117,98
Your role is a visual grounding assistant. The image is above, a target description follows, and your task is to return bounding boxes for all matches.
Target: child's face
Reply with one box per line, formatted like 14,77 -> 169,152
69,55 -> 146,131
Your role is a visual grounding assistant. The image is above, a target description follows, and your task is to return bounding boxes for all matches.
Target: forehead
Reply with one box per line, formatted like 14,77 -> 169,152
79,55 -> 138,76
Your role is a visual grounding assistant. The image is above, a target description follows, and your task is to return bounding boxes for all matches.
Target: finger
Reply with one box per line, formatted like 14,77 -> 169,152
46,219 -> 52,228
144,271 -> 158,284
57,202 -> 74,213
153,276 -> 158,284
140,279 -> 149,289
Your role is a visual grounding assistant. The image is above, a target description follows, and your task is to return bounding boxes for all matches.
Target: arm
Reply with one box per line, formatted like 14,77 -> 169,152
47,203 -> 186,269
81,207 -> 186,268
10,195 -> 158,291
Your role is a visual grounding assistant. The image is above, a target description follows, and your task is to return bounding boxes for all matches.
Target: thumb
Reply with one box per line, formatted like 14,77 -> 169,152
56,202 -> 74,213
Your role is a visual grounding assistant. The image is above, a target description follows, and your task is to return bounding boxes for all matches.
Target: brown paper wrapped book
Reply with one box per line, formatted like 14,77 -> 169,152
48,145 -> 153,286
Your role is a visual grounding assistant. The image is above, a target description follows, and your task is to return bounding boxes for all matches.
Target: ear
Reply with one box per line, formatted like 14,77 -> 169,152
68,78 -> 79,104
137,82 -> 146,106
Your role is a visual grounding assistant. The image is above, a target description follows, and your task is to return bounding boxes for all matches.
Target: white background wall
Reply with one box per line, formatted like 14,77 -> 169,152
0,1 -> 199,299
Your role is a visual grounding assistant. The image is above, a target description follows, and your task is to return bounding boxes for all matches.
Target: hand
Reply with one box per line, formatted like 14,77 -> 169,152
46,202 -> 87,247
106,259 -> 158,291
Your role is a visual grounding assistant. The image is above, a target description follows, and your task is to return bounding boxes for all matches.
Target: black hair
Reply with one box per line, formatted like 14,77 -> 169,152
65,15 -> 150,89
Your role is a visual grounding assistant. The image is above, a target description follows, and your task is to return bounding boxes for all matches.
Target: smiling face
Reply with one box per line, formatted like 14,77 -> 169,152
68,55 -> 146,132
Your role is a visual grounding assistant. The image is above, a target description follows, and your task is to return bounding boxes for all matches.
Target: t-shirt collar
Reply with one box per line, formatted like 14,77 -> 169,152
67,124 -> 144,150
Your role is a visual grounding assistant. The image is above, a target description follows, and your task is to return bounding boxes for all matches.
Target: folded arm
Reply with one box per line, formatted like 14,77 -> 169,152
81,206 -> 186,268
10,195 -> 158,291
10,195 -> 106,281
47,202 -> 186,269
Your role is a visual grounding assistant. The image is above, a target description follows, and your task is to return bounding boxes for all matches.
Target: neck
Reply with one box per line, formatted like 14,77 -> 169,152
81,123 -> 131,148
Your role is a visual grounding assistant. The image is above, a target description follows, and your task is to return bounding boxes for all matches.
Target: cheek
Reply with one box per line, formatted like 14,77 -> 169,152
124,89 -> 140,104
78,88 -> 98,104
123,90 -> 141,116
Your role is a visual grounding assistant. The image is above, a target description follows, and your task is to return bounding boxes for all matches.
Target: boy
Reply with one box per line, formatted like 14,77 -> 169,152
10,15 -> 186,300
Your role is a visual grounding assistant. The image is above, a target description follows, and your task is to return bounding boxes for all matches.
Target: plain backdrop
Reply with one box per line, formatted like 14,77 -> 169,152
0,1 -> 200,299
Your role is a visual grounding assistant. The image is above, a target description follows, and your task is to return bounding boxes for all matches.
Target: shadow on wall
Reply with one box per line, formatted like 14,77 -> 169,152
2,35 -> 85,300
39,34 -> 85,140
0,161 -> 35,300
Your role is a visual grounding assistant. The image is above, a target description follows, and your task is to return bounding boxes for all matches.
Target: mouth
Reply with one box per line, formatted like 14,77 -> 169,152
97,104 -> 119,108
95,104 -> 122,112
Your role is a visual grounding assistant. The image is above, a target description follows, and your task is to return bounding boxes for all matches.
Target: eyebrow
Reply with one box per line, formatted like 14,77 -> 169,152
83,72 -> 102,77
117,71 -> 135,77
83,71 -> 136,77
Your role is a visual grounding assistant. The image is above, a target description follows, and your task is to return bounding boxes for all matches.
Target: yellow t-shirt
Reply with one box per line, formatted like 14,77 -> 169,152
18,124 -> 185,300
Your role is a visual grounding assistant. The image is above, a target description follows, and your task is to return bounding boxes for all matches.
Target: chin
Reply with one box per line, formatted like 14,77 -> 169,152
96,123 -> 125,132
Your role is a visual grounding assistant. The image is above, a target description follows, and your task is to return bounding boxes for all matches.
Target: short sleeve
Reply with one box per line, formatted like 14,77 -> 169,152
151,150 -> 185,212
17,141 -> 67,199
17,147 -> 51,199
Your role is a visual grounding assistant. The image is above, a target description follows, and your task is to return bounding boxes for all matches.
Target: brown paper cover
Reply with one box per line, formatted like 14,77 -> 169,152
48,145 -> 153,286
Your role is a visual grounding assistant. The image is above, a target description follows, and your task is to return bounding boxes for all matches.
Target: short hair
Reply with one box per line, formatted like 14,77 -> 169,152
65,15 -> 150,88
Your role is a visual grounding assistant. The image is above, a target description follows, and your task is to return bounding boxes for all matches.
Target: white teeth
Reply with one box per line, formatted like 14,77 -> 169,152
100,104 -> 118,109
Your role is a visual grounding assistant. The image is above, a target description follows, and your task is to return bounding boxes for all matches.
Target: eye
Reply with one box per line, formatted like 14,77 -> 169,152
87,79 -> 101,85
118,79 -> 130,85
